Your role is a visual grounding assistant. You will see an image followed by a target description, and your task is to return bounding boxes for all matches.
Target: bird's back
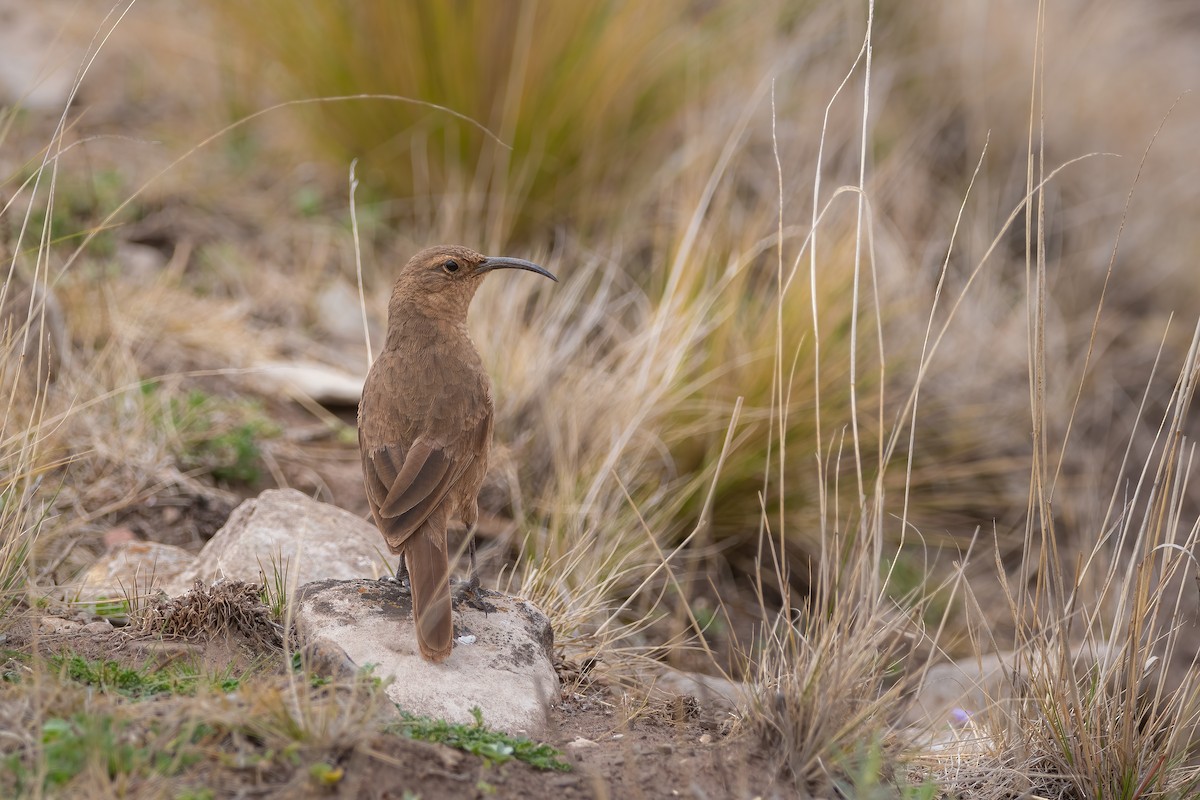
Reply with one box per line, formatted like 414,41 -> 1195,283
358,319 -> 494,528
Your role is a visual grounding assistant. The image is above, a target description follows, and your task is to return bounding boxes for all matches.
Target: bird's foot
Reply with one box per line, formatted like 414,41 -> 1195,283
381,571 -> 411,597
453,576 -> 497,614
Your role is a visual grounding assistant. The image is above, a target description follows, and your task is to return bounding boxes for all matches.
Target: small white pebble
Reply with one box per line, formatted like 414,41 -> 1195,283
455,634 -> 476,645
566,737 -> 597,750
610,733 -> 624,740
698,734 -> 712,744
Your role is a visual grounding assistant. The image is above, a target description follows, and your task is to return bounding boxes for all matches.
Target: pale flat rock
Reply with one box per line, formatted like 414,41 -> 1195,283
38,616 -> 81,634
163,489 -> 395,595
905,642 -> 1113,736
650,666 -> 744,713
315,279 -> 369,342
246,360 -> 364,406
295,578 -> 558,738
0,0 -> 81,110
75,541 -> 196,603
904,651 -> 1011,733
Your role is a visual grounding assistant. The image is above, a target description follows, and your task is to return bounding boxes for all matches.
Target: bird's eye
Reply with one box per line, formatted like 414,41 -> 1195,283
442,260 -> 460,274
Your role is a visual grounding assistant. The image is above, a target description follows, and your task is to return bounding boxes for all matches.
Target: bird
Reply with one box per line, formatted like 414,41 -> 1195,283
358,245 -> 556,662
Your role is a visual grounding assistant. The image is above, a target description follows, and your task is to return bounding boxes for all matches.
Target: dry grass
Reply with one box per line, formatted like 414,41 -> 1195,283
3,0 -> 1200,796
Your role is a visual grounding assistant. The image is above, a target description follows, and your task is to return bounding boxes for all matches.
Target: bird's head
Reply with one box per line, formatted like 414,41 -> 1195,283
389,245 -> 556,321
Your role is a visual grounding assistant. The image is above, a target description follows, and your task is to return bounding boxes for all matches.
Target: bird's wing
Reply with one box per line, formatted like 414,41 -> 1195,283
363,416 -> 487,550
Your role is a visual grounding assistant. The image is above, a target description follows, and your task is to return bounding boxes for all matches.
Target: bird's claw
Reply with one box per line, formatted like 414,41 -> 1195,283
453,576 -> 497,614
382,569 -> 411,596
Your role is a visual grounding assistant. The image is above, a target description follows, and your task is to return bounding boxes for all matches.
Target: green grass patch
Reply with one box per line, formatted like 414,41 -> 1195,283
390,706 -> 570,772
141,383 -> 280,485
50,654 -> 249,698
6,713 -> 209,793
5,168 -> 132,259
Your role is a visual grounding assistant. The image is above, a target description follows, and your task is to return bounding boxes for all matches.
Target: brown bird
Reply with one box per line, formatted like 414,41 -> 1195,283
358,245 -> 556,662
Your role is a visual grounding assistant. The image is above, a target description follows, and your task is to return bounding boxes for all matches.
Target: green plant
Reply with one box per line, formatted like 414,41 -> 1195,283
827,736 -> 943,799
144,384 -> 280,485
177,790 -> 216,800
40,715 -> 142,787
309,761 -> 344,787
50,655 -> 250,698
259,551 -> 292,620
3,168 -> 132,258
91,596 -> 131,619
291,651 -> 331,688
390,706 -> 570,772
207,0 -> 772,237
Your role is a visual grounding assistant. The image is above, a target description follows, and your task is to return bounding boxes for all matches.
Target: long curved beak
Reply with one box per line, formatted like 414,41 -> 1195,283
477,256 -> 557,282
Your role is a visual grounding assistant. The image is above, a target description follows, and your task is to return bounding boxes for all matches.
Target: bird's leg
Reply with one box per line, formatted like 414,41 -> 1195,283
453,526 -> 496,613
389,557 -> 411,596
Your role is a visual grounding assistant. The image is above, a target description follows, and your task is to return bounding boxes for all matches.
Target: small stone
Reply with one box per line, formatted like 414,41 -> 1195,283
82,620 -> 113,634
566,737 -> 597,750
455,634 -> 477,645
698,733 -> 712,744
116,242 -> 166,281
38,617 -> 79,633
102,527 -> 137,550
610,733 -> 623,740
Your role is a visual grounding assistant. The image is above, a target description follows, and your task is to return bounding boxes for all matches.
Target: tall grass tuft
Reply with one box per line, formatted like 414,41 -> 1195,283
205,0 -> 774,240
931,304 -> 1200,800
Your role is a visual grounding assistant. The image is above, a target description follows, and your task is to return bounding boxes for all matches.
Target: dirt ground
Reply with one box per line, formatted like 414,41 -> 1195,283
2,612 -> 777,800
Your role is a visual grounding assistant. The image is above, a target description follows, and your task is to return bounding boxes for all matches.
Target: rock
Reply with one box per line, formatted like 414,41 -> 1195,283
116,242 -> 167,282
315,279 -> 368,343
75,541 -> 195,603
38,616 -> 79,634
164,489 -> 395,595
246,360 -> 364,406
566,737 -> 597,750
651,667 -> 744,713
0,0 -> 82,111
102,526 -> 138,550
295,578 -> 558,738
905,642 -> 1114,736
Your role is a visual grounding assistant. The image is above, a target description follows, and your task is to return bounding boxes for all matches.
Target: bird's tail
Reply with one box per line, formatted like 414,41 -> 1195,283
406,526 -> 453,663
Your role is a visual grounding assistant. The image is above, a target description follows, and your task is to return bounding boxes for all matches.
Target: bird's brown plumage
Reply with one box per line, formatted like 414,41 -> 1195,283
357,245 -> 555,662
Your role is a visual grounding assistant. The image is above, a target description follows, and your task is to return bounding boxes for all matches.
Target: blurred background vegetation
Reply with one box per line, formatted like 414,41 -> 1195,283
4,0 -> 1200,793
0,0 -> 1198,770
